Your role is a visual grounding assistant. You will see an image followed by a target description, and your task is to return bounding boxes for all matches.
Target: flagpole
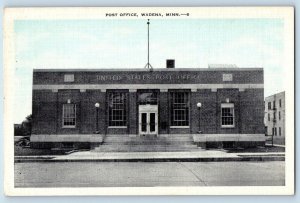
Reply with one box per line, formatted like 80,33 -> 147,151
144,19 -> 153,70
147,19 -> 149,67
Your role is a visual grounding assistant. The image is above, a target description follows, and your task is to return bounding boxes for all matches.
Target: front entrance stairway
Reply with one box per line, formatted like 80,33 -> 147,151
93,134 -> 202,152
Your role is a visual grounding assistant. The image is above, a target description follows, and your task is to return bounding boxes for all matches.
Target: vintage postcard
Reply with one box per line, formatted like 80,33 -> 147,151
3,7 -> 294,195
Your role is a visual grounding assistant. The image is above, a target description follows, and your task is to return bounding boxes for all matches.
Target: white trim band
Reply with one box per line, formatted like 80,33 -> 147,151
30,134 -> 104,142
33,83 -> 264,90
193,134 -> 266,142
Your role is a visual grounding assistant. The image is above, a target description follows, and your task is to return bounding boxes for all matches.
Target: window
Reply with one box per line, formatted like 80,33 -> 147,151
268,113 -> 270,121
279,99 -> 282,108
108,92 -> 127,126
170,92 -> 189,126
265,126 -> 268,134
279,111 -> 281,120
279,127 -> 281,136
273,101 -> 276,109
268,102 -> 271,110
272,127 -> 277,136
64,74 -> 74,82
221,103 -> 235,128
138,91 -> 158,105
273,112 -> 276,120
62,104 -> 76,127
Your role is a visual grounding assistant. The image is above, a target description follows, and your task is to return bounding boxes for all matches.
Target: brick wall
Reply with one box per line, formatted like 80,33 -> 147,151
128,92 -> 138,134
159,92 -> 169,134
80,90 -> 106,134
240,89 -> 265,134
32,90 -> 58,134
189,89 -> 264,135
190,89 -> 218,134
33,69 -> 263,85
32,69 -> 264,137
32,88 -> 264,136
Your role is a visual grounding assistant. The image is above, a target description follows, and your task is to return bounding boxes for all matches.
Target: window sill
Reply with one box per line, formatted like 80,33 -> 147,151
108,126 -> 127,129
221,126 -> 235,128
170,126 -> 190,129
62,126 -> 76,129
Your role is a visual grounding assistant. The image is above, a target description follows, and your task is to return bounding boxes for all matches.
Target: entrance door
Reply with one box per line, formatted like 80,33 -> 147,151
139,105 -> 158,136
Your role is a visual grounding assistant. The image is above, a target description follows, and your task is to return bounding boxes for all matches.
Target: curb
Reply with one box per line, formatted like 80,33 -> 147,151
15,156 -> 285,163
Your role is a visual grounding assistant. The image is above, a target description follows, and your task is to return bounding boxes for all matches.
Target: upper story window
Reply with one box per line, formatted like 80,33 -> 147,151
108,92 -> 127,127
268,102 -> 271,110
279,99 -> 282,108
170,92 -> 189,126
64,74 -> 74,82
221,103 -> 235,128
222,74 -> 233,81
273,101 -> 276,109
268,113 -> 270,121
62,104 -> 76,128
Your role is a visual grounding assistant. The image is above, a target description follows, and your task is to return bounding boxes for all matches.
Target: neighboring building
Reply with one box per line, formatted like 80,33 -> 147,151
30,64 -> 265,150
264,91 -> 285,140
14,124 -> 23,136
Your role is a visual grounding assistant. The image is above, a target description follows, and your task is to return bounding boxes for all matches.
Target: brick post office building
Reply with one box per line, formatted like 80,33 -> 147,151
30,65 -> 265,150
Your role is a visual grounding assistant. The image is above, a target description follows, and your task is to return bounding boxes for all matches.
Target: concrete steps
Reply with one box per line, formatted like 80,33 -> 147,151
93,134 -> 201,152
103,135 -> 193,142
94,144 -> 200,152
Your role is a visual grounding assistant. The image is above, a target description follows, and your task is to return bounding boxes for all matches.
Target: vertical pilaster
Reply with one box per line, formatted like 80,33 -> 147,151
98,91 -> 106,134
128,90 -> 137,135
190,90 -> 201,134
159,90 -> 169,134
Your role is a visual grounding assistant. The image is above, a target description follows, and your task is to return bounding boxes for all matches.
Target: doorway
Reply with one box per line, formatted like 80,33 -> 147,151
139,105 -> 158,136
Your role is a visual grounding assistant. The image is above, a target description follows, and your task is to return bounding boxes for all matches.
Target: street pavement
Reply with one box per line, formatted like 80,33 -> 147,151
15,161 -> 285,187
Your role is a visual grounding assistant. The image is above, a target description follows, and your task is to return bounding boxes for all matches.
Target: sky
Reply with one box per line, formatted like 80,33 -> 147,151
14,19 -> 284,123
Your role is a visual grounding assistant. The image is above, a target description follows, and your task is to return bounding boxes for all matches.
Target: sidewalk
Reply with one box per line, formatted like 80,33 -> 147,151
15,149 -> 285,162
265,143 -> 285,148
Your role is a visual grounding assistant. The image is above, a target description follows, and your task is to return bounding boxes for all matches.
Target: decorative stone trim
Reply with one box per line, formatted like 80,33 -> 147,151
192,134 -> 265,142
33,83 -> 264,90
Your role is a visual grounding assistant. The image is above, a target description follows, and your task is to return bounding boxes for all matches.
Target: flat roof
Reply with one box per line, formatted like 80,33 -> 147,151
33,67 -> 263,72
265,91 -> 285,99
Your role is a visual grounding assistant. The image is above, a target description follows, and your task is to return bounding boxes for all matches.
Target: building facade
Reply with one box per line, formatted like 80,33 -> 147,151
30,67 -> 265,149
264,91 -> 285,141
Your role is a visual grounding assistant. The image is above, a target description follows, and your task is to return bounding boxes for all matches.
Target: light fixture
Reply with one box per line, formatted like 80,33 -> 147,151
197,102 -> 202,108
94,102 -> 100,134
197,102 -> 202,134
